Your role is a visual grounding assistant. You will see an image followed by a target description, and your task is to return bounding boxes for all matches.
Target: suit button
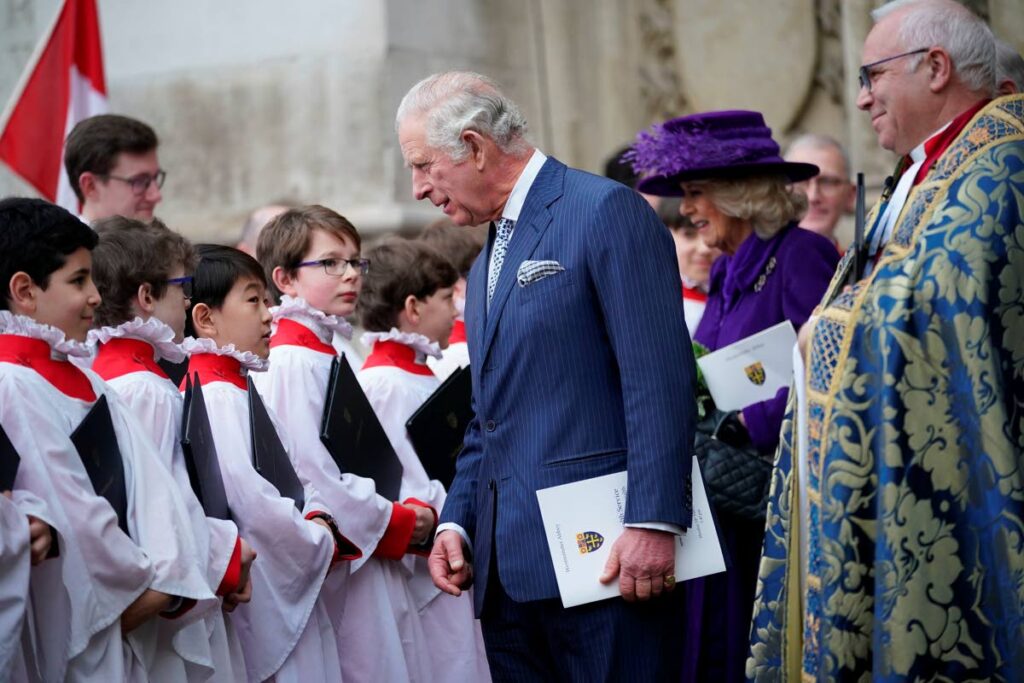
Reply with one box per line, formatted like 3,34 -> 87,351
485,420 -> 496,432
488,480 -> 496,490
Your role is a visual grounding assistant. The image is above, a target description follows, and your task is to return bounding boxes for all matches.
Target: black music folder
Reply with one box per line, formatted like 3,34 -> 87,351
320,355 -> 403,502
180,374 -> 231,520
405,365 -> 473,489
0,421 -> 20,492
70,395 -> 129,534
158,357 -> 189,388
247,377 -> 305,511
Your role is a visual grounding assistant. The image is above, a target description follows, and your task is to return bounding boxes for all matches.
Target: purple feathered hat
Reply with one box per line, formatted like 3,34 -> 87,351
628,110 -> 819,197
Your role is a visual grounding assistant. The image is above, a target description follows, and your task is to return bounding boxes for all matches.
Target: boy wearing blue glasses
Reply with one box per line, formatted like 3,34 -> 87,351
254,205 -> 437,683
89,216 -> 257,681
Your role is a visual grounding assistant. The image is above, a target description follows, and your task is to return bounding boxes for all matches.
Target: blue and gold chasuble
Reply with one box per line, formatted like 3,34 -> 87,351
748,95 -> 1024,682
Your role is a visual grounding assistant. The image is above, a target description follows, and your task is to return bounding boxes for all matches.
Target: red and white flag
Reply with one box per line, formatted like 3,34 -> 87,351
0,0 -> 107,211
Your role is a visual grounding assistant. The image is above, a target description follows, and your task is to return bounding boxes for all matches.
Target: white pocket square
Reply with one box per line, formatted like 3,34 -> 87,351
517,260 -> 565,287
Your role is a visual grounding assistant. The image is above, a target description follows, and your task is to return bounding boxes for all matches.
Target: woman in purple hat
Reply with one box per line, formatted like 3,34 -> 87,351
631,110 -> 840,682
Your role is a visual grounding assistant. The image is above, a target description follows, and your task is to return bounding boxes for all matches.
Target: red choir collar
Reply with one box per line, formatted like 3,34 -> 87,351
93,338 -> 169,381
270,318 -> 337,356
361,340 -> 435,377
180,353 -> 247,391
912,98 -> 990,184
449,319 -> 467,345
0,335 -> 96,401
682,285 -> 708,303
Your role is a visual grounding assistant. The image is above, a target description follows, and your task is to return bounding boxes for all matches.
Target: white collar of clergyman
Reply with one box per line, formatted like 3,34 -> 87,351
501,149 -> 547,222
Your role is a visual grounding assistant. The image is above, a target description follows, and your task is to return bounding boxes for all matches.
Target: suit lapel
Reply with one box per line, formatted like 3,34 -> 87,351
466,229 -> 491,364
479,158 -> 564,362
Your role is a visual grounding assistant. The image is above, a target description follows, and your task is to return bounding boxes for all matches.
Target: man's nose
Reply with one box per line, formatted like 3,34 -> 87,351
412,171 -> 430,201
806,180 -> 821,202
855,85 -> 872,111
146,180 -> 162,204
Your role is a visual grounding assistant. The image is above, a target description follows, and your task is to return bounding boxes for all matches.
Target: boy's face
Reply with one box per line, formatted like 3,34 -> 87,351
20,247 -> 101,343
284,229 -> 362,318
150,264 -> 190,342
206,276 -> 273,359
413,286 -> 457,349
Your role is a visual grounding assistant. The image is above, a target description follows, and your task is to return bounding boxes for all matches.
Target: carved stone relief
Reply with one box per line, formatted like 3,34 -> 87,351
670,0 -> 818,133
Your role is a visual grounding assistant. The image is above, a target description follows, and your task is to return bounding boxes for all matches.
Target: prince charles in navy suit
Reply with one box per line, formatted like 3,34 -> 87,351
397,71 -> 698,681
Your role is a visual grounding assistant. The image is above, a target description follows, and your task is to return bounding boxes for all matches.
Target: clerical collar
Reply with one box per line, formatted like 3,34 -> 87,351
270,295 -> 352,342
0,311 -> 90,359
360,328 -> 442,361
88,316 -> 185,363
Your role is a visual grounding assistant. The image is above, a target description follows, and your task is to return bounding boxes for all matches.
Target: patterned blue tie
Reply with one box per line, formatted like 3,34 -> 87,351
487,217 -> 515,308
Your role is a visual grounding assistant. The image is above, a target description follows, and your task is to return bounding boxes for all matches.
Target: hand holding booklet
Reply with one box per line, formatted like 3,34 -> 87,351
695,320 -> 796,411
536,456 -> 726,608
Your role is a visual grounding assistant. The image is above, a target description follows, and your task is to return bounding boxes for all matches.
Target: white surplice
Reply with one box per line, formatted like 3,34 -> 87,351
0,312 -> 213,682
92,318 -> 247,682
253,297 -> 425,683
0,492 -> 32,681
358,332 -> 491,683
181,340 -> 341,682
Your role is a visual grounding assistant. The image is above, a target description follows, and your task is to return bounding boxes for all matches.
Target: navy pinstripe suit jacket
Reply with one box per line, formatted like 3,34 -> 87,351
441,157 -> 698,616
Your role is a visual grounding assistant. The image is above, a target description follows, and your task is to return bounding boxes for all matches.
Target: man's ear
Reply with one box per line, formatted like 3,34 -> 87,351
927,47 -> 954,92
78,172 -> 100,200
7,272 -> 37,315
464,131 -> 487,171
190,302 -> 217,339
401,294 -> 421,325
272,266 -> 299,298
135,282 -> 157,315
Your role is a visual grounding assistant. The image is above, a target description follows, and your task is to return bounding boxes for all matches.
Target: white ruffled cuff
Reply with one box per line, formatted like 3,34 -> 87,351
179,337 -> 269,372
270,295 -> 353,342
87,317 -> 186,363
0,311 -> 91,358
360,328 -> 442,360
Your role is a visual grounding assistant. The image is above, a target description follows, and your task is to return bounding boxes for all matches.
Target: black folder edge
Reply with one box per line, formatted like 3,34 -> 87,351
404,365 -> 473,489
180,374 -> 232,521
319,355 -> 404,502
246,376 -> 305,512
0,420 -> 20,492
70,395 -> 130,535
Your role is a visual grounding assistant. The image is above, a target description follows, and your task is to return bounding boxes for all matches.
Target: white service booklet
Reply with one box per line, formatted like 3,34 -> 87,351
696,320 -> 797,411
535,456 -> 726,608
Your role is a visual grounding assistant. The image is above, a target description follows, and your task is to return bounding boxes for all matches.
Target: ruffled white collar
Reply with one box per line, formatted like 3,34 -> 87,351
179,336 -> 269,372
88,316 -> 186,363
270,295 -> 353,343
0,311 -> 91,358
361,328 -> 442,361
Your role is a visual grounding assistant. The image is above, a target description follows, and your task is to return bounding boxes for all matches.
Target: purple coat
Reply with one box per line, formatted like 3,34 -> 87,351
694,223 -> 839,452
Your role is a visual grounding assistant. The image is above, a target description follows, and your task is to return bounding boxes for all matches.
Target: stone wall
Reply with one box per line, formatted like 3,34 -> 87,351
0,0 -> 1020,242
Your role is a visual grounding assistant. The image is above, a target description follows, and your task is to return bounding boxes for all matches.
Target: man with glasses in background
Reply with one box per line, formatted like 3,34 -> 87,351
749,0 -> 1024,680
783,134 -> 854,251
63,114 -> 165,224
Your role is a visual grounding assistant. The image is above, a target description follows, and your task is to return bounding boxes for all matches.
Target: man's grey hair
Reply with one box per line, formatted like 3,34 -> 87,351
995,38 -> 1024,94
784,133 -> 851,179
871,0 -> 995,93
395,71 -> 531,162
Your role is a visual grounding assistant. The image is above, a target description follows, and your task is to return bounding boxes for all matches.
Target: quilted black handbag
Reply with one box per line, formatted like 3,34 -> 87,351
694,409 -> 773,521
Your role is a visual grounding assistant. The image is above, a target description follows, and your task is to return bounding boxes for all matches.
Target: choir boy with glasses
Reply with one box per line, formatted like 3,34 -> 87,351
254,205 -> 438,683
88,216 -> 259,681
64,114 -> 166,224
